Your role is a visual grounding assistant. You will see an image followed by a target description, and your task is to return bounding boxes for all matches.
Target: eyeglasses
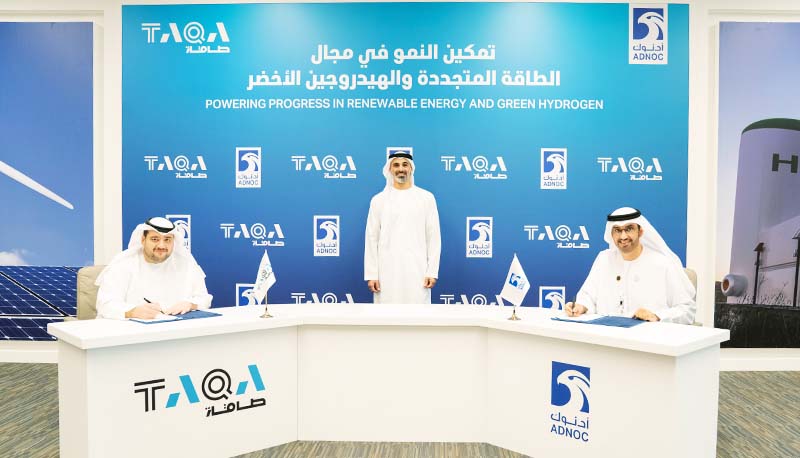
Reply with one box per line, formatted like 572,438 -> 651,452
611,225 -> 638,236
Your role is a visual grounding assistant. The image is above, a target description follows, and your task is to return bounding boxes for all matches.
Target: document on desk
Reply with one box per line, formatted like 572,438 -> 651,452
552,314 -> 644,328
131,310 -> 222,324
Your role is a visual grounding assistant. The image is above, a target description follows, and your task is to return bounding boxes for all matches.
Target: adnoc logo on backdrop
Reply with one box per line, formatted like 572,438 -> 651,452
166,214 -> 191,252
539,286 -> 565,310
235,283 -> 256,306
541,148 -> 567,190
140,21 -> 231,54
466,217 -> 493,258
313,215 -> 340,257
236,147 -> 261,189
629,5 -> 668,65
549,361 -> 590,443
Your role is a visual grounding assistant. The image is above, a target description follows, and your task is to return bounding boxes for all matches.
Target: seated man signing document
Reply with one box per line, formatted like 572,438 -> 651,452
565,207 -> 696,324
95,217 -> 212,320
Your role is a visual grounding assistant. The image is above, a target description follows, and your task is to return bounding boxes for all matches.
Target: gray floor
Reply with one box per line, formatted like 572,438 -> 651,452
1,364 -> 798,457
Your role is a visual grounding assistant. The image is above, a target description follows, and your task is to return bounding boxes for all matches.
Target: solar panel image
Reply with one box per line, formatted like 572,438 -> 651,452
0,275 -> 62,316
0,266 -> 78,316
0,317 -> 62,341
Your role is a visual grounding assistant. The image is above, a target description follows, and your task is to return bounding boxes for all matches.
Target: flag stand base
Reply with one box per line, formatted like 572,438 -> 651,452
507,308 -> 521,321
261,305 -> 273,319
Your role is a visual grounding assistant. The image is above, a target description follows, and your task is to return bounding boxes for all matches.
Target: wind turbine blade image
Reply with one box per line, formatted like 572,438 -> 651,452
0,160 -> 74,210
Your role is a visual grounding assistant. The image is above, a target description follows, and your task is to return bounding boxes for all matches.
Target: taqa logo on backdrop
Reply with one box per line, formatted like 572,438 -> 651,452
219,222 -> 285,247
235,283 -> 257,307
314,215 -> 340,257
291,292 -> 355,304
629,5 -> 668,65
291,155 -> 357,179
441,155 -> 507,180
524,224 -> 590,249
439,293 -> 504,305
166,214 -> 191,252
140,21 -> 231,54
466,217 -> 493,258
597,156 -> 663,181
549,361 -> 591,443
539,286 -> 565,310
144,155 -> 207,179
133,364 -> 265,417
236,147 -> 261,188
541,148 -> 567,190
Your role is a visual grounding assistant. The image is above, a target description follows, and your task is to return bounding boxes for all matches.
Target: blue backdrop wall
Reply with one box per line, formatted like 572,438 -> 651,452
122,2 -> 688,308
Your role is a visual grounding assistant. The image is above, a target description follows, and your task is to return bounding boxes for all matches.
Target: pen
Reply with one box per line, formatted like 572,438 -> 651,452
143,298 -> 152,303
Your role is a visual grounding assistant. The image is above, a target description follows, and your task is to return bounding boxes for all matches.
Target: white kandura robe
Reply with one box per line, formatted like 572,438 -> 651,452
576,247 -> 696,324
96,252 -> 213,320
364,185 -> 441,304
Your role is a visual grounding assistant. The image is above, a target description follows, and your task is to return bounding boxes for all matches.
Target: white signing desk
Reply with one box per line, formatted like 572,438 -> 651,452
48,304 -> 729,458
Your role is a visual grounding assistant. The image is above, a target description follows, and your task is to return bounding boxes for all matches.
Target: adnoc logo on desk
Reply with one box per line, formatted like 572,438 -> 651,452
549,361 -> 590,443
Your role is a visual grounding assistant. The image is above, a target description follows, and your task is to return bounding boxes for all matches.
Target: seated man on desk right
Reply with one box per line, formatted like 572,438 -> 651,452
564,207 -> 696,324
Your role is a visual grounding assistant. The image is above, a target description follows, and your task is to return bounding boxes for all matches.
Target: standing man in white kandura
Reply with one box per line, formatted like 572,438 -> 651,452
95,217 -> 213,320
364,147 -> 441,304
565,207 -> 696,324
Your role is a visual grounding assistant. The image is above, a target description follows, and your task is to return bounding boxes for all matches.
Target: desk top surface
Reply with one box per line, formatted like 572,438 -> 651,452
48,304 -> 729,356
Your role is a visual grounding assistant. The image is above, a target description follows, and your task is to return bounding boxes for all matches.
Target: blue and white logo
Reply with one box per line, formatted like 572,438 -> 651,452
597,156 -> 663,181
549,361 -> 591,443
551,361 -> 590,413
290,291 -> 354,304
314,215 -> 340,257
291,155 -> 357,179
541,148 -> 567,189
629,5 -> 668,65
539,286 -> 565,310
236,147 -> 261,188
235,283 -> 257,306
166,214 -> 191,252
140,21 -> 231,54
523,224 -> 590,249
219,222 -> 285,247
466,217 -> 492,258
441,155 -> 507,180
144,155 -> 207,179
439,293 -> 504,305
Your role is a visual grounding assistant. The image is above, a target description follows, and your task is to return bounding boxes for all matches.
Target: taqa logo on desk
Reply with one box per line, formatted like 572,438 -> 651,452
523,224 -> 590,249
597,156 -> 663,182
291,292 -> 355,304
314,215 -> 340,257
539,286 -> 565,310
140,20 -> 231,55
441,155 -> 507,180
291,155 -> 357,179
166,214 -> 191,252
143,155 -> 207,179
466,217 -> 492,258
629,5 -> 668,65
439,293 -> 504,305
549,361 -> 591,443
133,364 -> 266,418
541,148 -> 567,190
235,147 -> 261,189
219,222 -> 285,247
